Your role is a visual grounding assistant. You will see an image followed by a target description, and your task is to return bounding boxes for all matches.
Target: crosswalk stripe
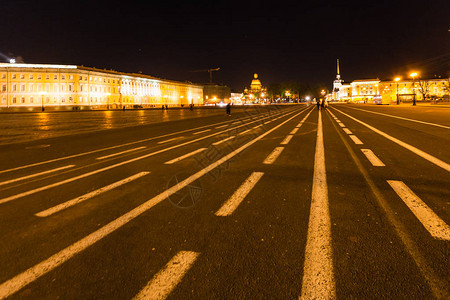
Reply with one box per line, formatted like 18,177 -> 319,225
164,148 -> 207,164
0,165 -> 75,187
349,135 -> 363,145
361,149 -> 385,166
215,172 -> 264,216
35,172 -> 150,217
387,180 -> 450,240
301,109 -> 335,299
133,251 -> 200,300
96,147 -> 146,160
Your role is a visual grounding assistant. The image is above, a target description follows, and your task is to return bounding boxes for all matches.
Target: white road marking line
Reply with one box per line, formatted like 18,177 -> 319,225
193,129 -> 212,135
333,107 -> 450,172
361,149 -> 385,166
387,180 -> 450,240
238,128 -> 254,135
133,251 -> 200,300
0,165 -> 75,187
0,108 -> 303,205
263,147 -> 285,164
157,136 -> 183,144
215,172 -> 264,216
215,124 -> 228,129
338,123 -> 346,127
290,128 -> 299,134
35,172 -> 150,217
264,121 -> 272,124
342,128 -> 352,135
346,106 -> 450,130
212,136 -> 236,146
280,135 -> 294,145
96,146 -> 146,160
0,107 -> 307,300
349,135 -> 363,144
301,110 -> 335,299
164,148 -> 207,164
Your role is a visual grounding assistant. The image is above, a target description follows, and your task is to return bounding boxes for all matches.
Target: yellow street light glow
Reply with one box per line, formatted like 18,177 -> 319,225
394,77 -> 401,82
410,72 -> 418,78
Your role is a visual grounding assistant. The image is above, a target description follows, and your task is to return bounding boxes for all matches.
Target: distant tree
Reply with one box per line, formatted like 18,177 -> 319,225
417,79 -> 431,101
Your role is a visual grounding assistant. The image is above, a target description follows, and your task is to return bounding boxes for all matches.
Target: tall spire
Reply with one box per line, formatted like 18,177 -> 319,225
336,59 -> 341,80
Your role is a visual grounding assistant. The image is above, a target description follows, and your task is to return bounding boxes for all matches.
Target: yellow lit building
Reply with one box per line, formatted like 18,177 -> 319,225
243,73 -> 267,103
0,63 -> 203,110
379,79 -> 448,104
350,79 -> 381,103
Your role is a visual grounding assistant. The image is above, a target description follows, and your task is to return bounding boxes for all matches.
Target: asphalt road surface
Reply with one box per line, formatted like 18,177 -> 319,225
0,104 -> 448,299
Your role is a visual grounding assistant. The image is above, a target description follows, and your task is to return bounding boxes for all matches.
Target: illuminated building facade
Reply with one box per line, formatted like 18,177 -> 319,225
243,73 -> 267,103
0,63 -> 203,110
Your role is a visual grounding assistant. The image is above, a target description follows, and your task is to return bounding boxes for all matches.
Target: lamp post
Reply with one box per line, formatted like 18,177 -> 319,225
394,77 -> 401,105
39,91 -> 47,112
410,72 -> 418,106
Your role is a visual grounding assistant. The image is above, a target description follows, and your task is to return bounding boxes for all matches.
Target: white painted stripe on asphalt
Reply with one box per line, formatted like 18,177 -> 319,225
238,128 -> 254,135
96,147 -> 146,160
333,107 -> 450,172
212,136 -> 236,146
35,172 -> 150,217
164,148 -> 207,164
157,136 -> 183,144
338,123 -> 346,127
215,172 -> 264,216
349,135 -> 363,145
215,124 -> 228,129
133,251 -> 200,300
346,106 -> 450,130
0,165 -> 75,187
295,108 -> 314,128
263,147 -> 285,164
0,107 -> 308,299
193,129 -> 212,135
264,121 -> 272,124
301,110 -> 335,299
0,108 -> 304,205
343,128 -> 353,135
387,180 -> 450,240
290,128 -> 299,135
361,149 -> 385,166
280,135 -> 294,145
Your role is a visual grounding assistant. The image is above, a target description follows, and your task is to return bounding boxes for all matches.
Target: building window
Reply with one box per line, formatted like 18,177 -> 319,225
69,84 -> 72,91
54,75 -> 58,80
21,97 -> 25,103
38,74 -> 41,80
30,97 -> 34,103
61,97 -> 65,103
29,83 -> 34,92
12,97 -> 16,103
61,84 -> 66,92
79,75 -> 83,80
12,74 -> 16,79
62,75 -> 66,80
80,85 -> 83,92
1,85 -> 6,92
21,84 -> 26,92
69,97 -> 73,102
20,74 -> 25,79
1,74 -> 5,79
46,75 -> 50,80
29,74 -> 33,79
1,97 -> 6,104
85,76 -> 87,81
54,84 -> 58,92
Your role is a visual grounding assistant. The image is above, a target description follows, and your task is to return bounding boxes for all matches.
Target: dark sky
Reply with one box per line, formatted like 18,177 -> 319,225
1,0 -> 449,90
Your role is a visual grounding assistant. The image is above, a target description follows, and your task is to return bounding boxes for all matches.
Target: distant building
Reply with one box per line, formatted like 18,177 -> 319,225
0,62 -> 203,110
243,73 -> 267,103
203,83 -> 231,104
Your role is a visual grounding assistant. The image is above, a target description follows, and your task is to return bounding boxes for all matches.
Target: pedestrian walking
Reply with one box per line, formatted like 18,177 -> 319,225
226,103 -> 231,116
317,100 -> 321,110
321,99 -> 325,109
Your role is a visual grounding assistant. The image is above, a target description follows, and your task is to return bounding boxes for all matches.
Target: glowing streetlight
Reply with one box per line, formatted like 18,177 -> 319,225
394,77 -> 401,105
410,72 -> 418,106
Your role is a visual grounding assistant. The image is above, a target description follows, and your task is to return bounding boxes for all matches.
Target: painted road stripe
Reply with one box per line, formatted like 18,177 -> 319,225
35,172 -> 150,217
0,165 -> 74,187
343,128 -> 352,135
338,123 -> 345,127
290,128 -> 299,135
387,180 -> 450,240
301,110 -> 335,299
215,172 -> 264,216
263,147 -> 285,164
295,108 -> 314,128
193,129 -> 211,135
133,251 -> 200,300
346,106 -> 450,130
333,107 -> 450,172
0,106 -> 308,299
212,136 -> 236,146
280,135 -> 294,145
157,136 -> 183,144
349,135 -> 363,145
96,147 -> 146,160
361,149 -> 385,166
0,107 -> 304,205
164,148 -> 207,164
238,128 -> 254,135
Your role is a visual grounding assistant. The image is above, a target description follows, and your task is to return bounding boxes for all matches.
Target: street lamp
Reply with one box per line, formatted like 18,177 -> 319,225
410,72 -> 418,106
394,77 -> 401,105
39,91 -> 47,112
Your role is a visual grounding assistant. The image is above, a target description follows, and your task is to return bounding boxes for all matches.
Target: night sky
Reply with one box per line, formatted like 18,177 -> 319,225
1,0 -> 449,91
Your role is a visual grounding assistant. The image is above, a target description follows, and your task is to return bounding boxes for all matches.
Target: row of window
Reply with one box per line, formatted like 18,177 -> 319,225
0,95 -> 169,105
1,83 -> 119,94
0,73 -> 118,84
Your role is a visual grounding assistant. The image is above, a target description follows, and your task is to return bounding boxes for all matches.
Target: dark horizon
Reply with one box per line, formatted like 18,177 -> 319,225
1,0 -> 449,91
